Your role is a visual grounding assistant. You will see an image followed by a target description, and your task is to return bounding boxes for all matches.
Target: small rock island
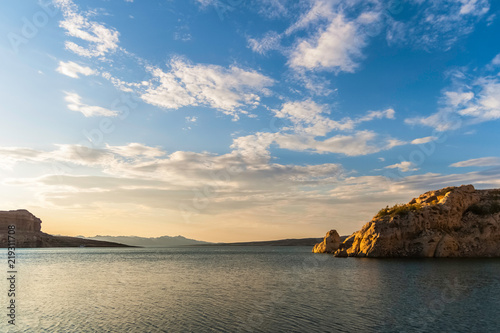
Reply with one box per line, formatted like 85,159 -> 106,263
314,185 -> 500,257
0,209 -> 129,248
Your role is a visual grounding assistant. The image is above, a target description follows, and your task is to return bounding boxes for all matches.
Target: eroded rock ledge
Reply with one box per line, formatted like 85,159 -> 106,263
314,185 -> 500,257
0,210 -> 130,248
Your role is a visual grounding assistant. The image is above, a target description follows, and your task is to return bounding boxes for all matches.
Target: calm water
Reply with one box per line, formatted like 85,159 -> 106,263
1,246 -> 500,332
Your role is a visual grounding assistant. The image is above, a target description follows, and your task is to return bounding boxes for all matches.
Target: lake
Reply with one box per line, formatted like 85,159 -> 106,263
1,246 -> 500,332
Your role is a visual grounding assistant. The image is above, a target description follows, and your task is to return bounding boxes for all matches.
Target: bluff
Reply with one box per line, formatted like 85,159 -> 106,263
314,185 -> 500,257
0,210 -> 130,248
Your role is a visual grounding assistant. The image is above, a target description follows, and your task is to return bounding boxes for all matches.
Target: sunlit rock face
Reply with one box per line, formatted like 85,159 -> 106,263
321,185 -> 500,258
312,230 -> 341,253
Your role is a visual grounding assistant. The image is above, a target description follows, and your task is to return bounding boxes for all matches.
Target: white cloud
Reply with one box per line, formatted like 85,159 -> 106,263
384,161 -> 418,172
445,91 -> 474,106
272,100 -> 395,137
247,0 -> 383,76
386,0 -> 490,50
357,108 -> 395,122
106,143 -> 165,159
411,136 -> 438,145
231,100 -> 404,157
0,147 -> 45,169
54,0 -> 120,58
457,79 -> 500,121
64,92 -> 119,117
290,71 -> 334,96
247,0 -> 330,56
49,144 -> 114,166
450,157 -> 500,168
5,141 -> 500,237
195,0 -> 216,8
406,74 -> 500,131
248,31 -> 282,55
492,53 -> 500,65
185,116 -> 198,123
0,143 -> 346,214
272,130 -> 403,156
284,0 -> 335,35
288,14 -> 367,72
56,61 -> 96,78
140,59 -> 274,119
258,0 -> 289,19
273,100 -> 352,136
405,108 -> 462,132
459,0 -> 490,15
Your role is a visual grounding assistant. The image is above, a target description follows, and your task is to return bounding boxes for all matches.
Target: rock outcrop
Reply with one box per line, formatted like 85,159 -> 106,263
312,230 -> 341,253
316,185 -> 500,257
0,210 -> 130,248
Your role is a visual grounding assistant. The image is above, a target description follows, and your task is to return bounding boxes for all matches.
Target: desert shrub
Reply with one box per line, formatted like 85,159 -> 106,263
488,190 -> 500,200
435,187 -> 454,202
375,203 -> 422,218
439,187 -> 454,195
376,205 -> 391,218
467,201 -> 500,216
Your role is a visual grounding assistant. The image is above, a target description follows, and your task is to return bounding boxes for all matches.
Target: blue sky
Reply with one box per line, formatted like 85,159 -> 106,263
0,0 -> 499,241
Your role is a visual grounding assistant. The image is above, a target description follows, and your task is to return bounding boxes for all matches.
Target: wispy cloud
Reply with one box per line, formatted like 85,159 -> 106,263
64,92 -> 119,117
106,143 -> 165,159
384,161 -> 418,172
272,100 -> 395,136
386,0 -> 490,50
248,31 -> 282,55
56,61 -> 96,78
406,75 -> 500,131
450,157 -> 500,168
492,53 -> 500,65
249,0 -> 382,74
54,0 -> 120,58
411,136 -> 438,145
231,100 -> 403,157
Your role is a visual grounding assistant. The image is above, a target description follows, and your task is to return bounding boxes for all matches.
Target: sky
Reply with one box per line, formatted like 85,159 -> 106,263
0,0 -> 499,242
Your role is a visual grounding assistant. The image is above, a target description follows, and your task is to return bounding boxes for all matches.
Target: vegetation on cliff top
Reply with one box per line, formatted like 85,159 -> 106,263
467,201 -> 500,216
375,203 -> 423,219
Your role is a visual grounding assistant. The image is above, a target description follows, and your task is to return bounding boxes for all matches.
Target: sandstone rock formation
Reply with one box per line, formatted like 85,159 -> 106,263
312,230 -> 341,253
0,210 -> 130,248
316,185 -> 500,257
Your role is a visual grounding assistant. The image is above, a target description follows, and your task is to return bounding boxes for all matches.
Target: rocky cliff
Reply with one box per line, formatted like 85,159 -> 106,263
312,230 -> 341,253
0,210 -> 130,248
315,185 -> 500,257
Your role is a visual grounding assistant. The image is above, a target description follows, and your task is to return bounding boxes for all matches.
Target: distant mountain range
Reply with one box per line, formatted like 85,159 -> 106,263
209,238 -> 324,246
80,235 -> 211,247
80,235 -> 326,247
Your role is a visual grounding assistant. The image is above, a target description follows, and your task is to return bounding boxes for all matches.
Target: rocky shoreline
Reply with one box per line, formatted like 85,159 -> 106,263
313,185 -> 500,257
